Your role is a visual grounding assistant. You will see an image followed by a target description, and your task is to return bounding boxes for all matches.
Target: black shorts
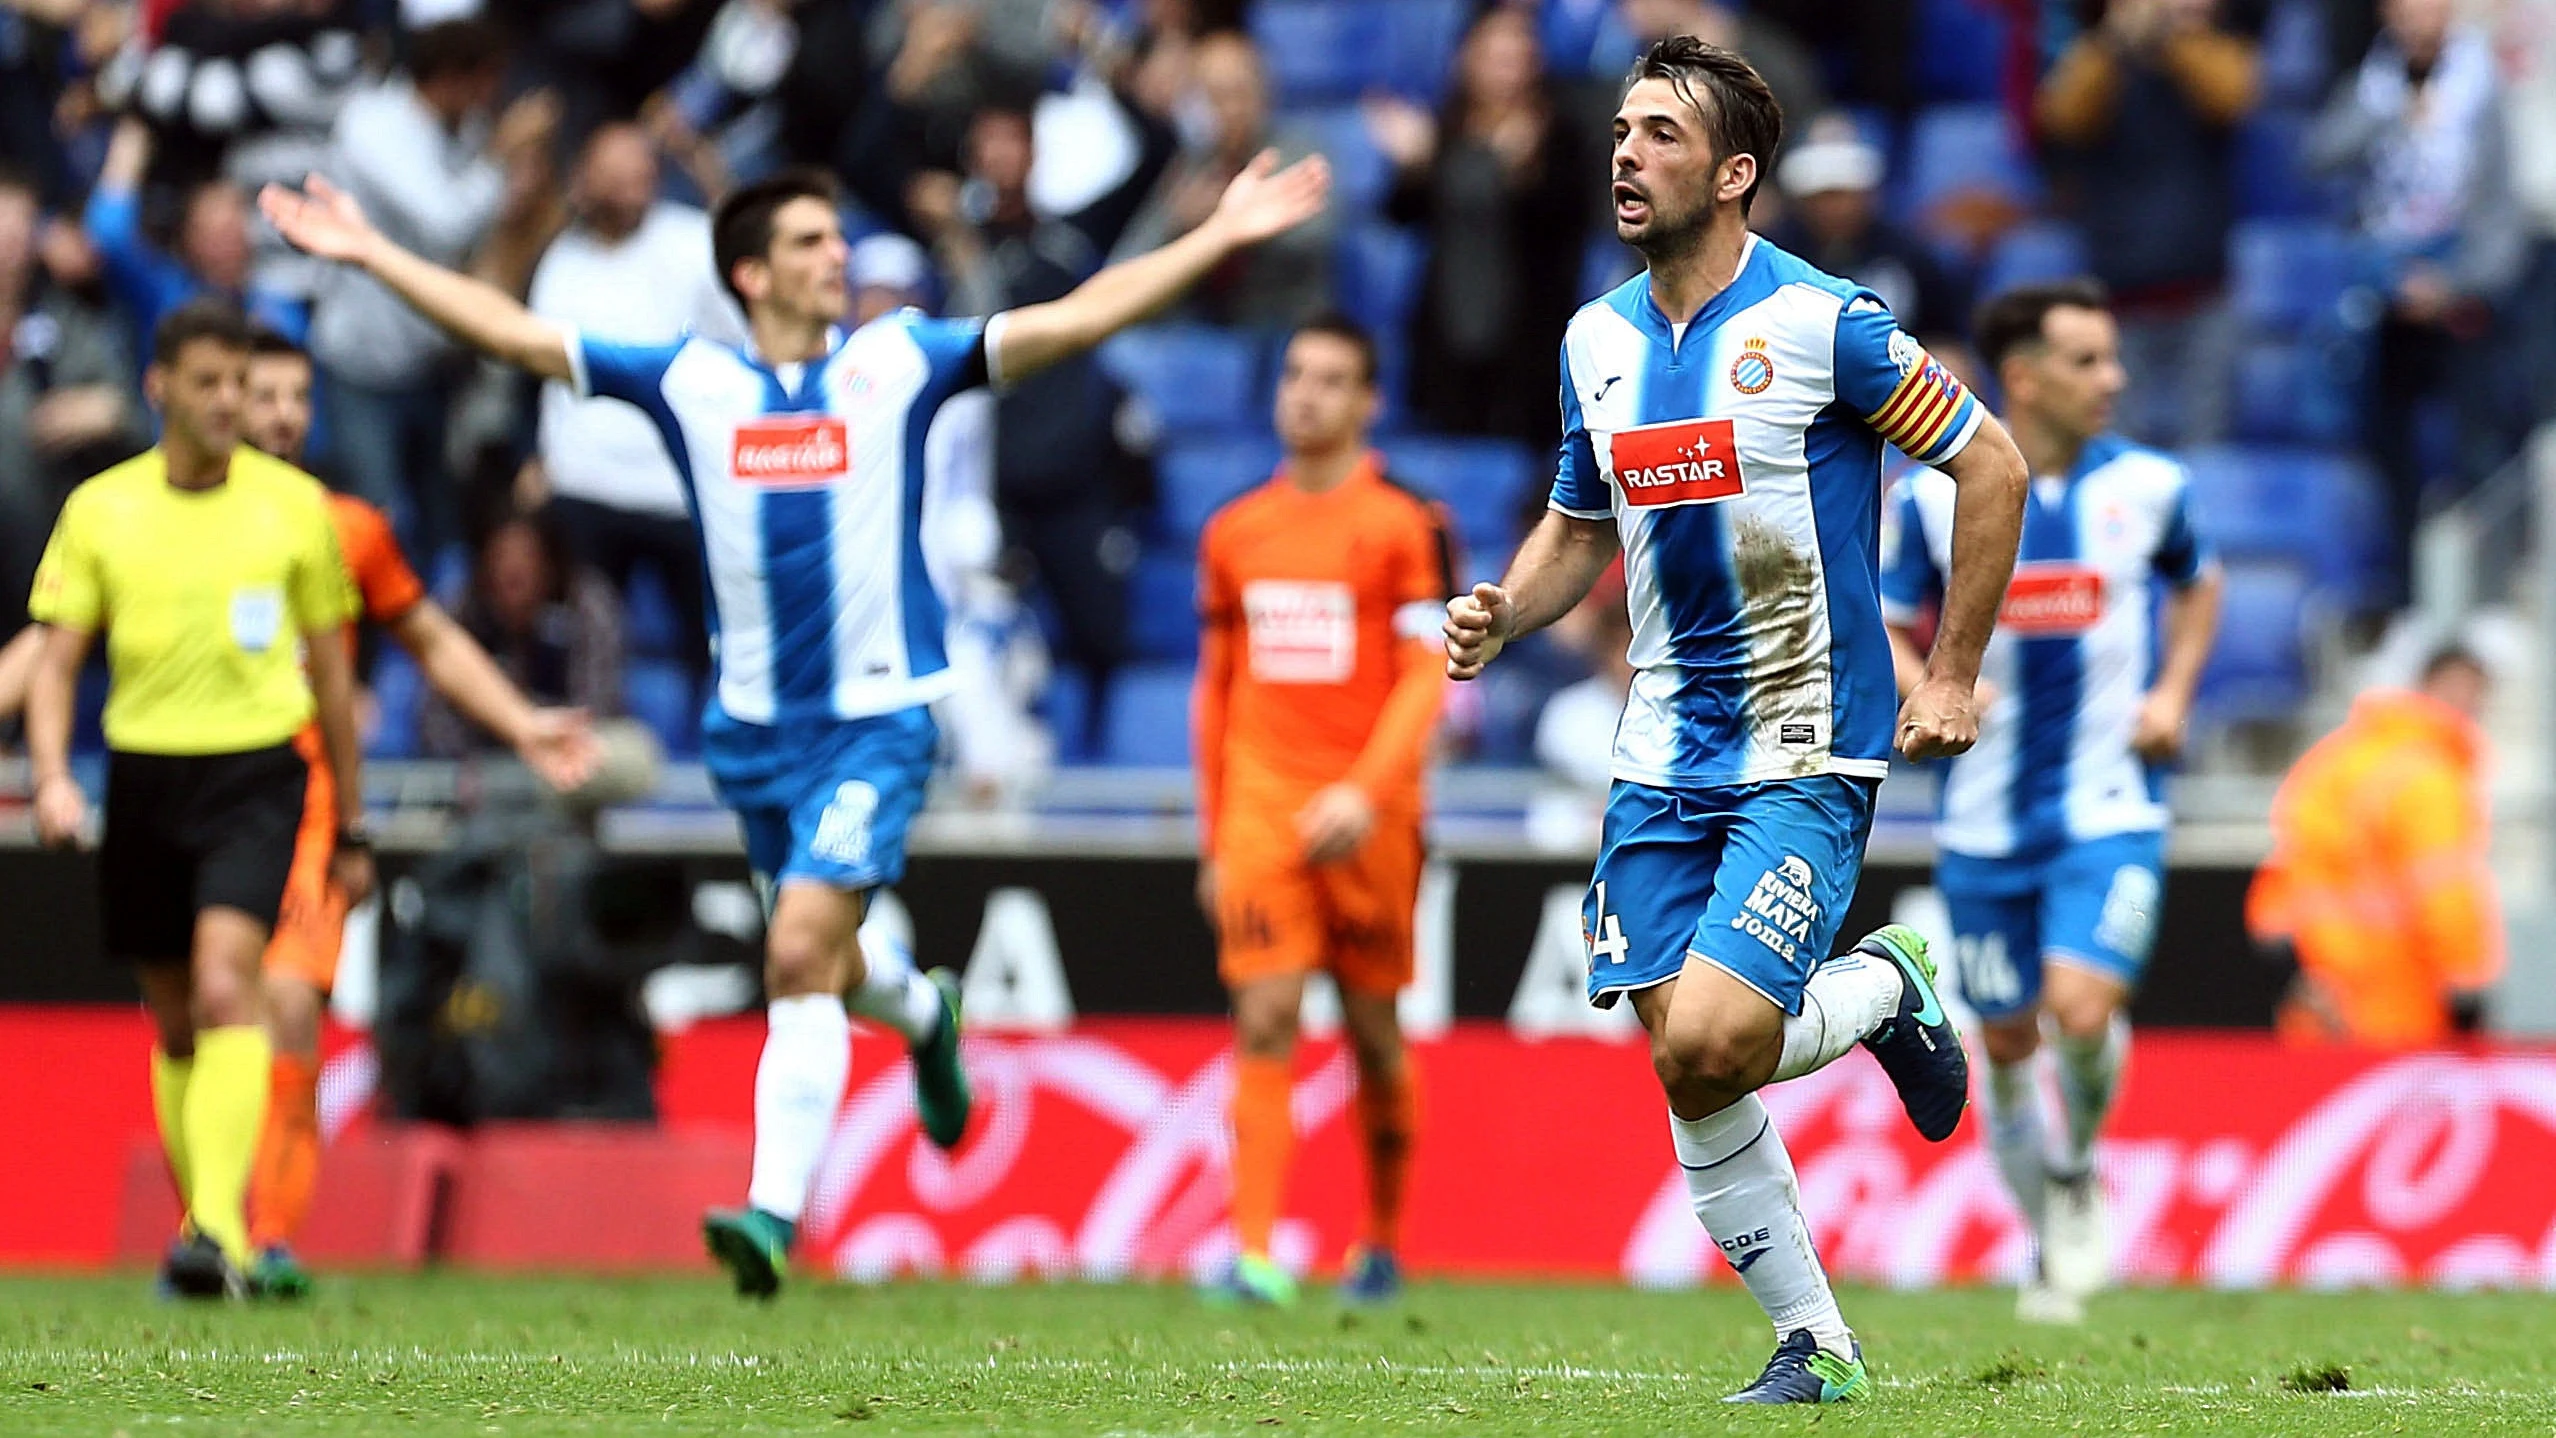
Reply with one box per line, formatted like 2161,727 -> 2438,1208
100,743 -> 310,964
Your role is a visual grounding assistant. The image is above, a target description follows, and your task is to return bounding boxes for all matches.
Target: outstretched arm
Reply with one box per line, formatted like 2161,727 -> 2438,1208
992,150 -> 1329,384
260,175 -> 573,381
388,601 -> 598,791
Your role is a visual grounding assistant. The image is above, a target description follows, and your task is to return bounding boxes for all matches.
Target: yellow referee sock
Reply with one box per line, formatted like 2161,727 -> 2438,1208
182,1026 -> 272,1267
149,1047 -> 196,1217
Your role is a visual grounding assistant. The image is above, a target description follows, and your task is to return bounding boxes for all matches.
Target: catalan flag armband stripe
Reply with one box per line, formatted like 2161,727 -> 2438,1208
1867,352 -> 1977,465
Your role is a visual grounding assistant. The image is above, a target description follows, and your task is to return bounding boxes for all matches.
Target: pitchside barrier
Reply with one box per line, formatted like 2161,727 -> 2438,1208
4,1010 -> 2550,1289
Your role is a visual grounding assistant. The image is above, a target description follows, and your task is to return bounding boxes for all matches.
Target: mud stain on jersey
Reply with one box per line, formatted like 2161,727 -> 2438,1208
1731,516 -> 1831,775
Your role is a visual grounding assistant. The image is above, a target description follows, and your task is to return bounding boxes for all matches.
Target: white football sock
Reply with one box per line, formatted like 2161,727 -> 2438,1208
1770,946 -> 1905,1083
1670,1095 -> 1853,1358
848,934 -> 945,1047
1981,1055 -> 2049,1236
745,994 -> 853,1222
2053,1013 -> 2128,1178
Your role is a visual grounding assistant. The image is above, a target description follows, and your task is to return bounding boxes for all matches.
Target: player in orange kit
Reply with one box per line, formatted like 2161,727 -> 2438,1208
1193,314 -> 1454,1307
238,329 -> 596,1295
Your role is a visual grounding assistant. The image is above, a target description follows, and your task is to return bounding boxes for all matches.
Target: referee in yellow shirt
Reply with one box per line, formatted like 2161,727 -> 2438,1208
23,298 -> 369,1299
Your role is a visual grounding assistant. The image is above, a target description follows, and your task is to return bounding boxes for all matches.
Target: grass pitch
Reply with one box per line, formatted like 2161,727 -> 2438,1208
2,1275 -> 2551,1435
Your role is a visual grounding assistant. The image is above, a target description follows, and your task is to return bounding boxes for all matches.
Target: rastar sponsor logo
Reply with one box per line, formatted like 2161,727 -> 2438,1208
730,416 -> 851,487
2000,563 -> 2105,636
1608,419 -> 1746,507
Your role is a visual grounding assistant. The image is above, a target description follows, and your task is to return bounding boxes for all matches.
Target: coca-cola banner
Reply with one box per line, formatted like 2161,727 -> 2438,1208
15,1008 -> 2544,1285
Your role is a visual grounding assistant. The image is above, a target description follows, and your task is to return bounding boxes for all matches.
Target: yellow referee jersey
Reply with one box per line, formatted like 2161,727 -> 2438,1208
29,446 -> 354,756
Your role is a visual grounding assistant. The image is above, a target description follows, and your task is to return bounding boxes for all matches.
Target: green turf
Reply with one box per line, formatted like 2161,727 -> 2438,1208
2,1275 -> 2551,1435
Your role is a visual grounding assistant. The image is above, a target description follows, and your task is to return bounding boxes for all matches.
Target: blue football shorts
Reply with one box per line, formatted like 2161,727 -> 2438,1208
1936,829 -> 2166,1022
703,703 -> 938,894
1584,775 -> 1879,1014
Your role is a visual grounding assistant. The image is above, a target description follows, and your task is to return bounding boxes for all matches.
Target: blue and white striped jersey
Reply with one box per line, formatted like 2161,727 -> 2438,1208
1880,433 -> 2214,857
1550,235 -> 1984,789
569,310 -> 1002,727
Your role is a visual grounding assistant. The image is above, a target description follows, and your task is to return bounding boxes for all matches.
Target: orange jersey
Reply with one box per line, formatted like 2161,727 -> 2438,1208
327,494 -> 427,641
1194,454 -> 1453,839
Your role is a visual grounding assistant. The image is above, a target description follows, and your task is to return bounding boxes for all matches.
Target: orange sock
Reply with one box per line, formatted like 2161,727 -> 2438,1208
1228,1053 -> 1295,1258
249,1051 -> 321,1252
1355,1064 -> 1419,1255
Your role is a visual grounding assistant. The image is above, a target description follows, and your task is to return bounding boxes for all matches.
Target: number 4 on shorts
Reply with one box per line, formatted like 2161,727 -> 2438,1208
1589,881 -> 1630,970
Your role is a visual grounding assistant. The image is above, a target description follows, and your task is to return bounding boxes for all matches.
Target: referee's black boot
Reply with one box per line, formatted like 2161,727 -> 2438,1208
163,1231 -> 248,1301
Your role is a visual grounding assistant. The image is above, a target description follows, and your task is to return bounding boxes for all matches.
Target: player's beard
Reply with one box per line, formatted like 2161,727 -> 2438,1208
1622,182 -> 1714,266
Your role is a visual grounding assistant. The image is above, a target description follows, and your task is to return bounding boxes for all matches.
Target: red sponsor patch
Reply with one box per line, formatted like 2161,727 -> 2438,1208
2000,563 -> 2105,635
730,416 -> 850,487
1609,418 -> 1746,507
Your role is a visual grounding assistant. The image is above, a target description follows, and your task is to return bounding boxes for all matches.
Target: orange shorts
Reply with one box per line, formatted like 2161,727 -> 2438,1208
265,725 -> 348,993
1212,805 -> 1423,996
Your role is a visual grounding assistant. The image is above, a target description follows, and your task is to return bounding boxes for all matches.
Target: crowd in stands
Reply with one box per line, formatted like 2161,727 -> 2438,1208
4,0 -> 2554,788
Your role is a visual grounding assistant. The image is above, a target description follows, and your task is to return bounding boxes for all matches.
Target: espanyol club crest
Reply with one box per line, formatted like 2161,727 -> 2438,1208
1729,340 -> 1775,395
1888,328 -> 1924,376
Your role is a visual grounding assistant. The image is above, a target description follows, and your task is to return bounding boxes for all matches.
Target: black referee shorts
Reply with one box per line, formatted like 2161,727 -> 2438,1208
100,743 -> 310,964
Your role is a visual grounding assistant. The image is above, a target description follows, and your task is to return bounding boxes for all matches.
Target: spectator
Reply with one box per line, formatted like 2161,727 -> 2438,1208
421,511 -> 624,759
2036,0 -> 2263,446
2308,0 -> 2528,611
1367,6 -> 1589,445
2,0 -> 121,204
83,117 -> 306,365
309,19 -> 554,563
851,232 -> 1052,806
1120,30 -> 1331,327
2248,646 -> 2503,1046
527,122 -> 737,693
1767,114 -> 1970,363
2,166 -> 144,629
910,102 -> 1172,755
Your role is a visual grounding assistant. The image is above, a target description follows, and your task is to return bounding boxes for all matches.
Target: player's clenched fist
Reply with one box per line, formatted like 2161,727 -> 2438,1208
1895,675 -> 1981,761
1444,582 -> 1515,681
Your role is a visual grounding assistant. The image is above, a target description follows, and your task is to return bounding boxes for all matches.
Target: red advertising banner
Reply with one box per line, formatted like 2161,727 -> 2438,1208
8,1008 -> 2554,1288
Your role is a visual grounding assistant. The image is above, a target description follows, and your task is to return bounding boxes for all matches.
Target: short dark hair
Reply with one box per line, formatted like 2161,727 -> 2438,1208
0,163 -> 36,202
2422,644 -> 2488,686
710,168 -> 839,310
1624,35 -> 1784,215
151,296 -> 256,368
246,325 -> 306,361
1288,311 -> 1378,385
407,19 -> 509,84
1972,278 -> 2113,375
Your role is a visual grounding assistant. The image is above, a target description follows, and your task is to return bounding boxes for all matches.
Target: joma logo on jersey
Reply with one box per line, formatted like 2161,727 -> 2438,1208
1607,418 -> 1747,508
731,416 -> 850,487
2000,563 -> 2105,636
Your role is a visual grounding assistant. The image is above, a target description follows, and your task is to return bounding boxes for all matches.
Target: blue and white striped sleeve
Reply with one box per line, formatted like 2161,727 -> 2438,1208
1548,344 -> 1609,520
903,313 -> 995,407
1834,294 -> 1982,468
2152,469 -> 2215,586
565,331 -> 686,406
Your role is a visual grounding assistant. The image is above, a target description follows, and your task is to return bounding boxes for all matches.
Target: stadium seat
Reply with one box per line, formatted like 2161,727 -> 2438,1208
1100,661 -> 1197,766
1253,0 -> 1466,102
1900,103 -> 2037,227
1100,325 -> 1264,434
2234,110 -> 2333,221
623,659 -> 700,757
2228,220 -> 2365,329
1040,664 -> 1094,761
2182,444 -> 2386,601
1157,434 -> 1283,542
1379,436 -> 1538,557
2195,561 -> 2311,722
622,567 -> 685,659
1127,548 -> 1201,661
1374,0 -> 1470,98
1978,219 -> 2090,296
369,647 -> 423,759
1335,220 -> 1426,333
2231,338 -> 2358,446
2257,0 -> 2334,107
1916,0 -> 2010,103
1288,105 -> 1395,212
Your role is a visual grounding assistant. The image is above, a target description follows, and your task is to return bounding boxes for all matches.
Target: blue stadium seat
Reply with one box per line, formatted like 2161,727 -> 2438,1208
2228,220 -> 2363,328
1380,436 -> 1537,557
1101,325 -> 1264,434
2195,561 -> 2310,723
1157,434 -> 1283,542
369,648 -> 422,759
2231,339 -> 2357,445
1040,664 -> 1094,762
1900,103 -> 2036,223
1580,234 -> 1639,304
1917,0 -> 2010,103
1978,219 -> 2090,296
2182,444 -> 2385,601
624,659 -> 700,757
1127,548 -> 1201,661
1287,105 -> 1395,212
623,567 -> 685,659
1099,661 -> 1196,766
2234,110 -> 2332,221
1374,0 -> 1469,99
1336,221 -> 1425,333
2257,0 -> 2334,107
1253,0 -> 1467,102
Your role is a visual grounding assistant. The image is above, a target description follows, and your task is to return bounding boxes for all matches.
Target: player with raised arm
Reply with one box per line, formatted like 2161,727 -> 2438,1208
1882,281 -> 2222,1324
260,153 -> 1330,1298
1444,37 -> 2028,1402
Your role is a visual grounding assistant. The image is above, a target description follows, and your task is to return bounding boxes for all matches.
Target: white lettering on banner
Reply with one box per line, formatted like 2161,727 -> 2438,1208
959,889 -> 1075,1031
1242,579 -> 1356,683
